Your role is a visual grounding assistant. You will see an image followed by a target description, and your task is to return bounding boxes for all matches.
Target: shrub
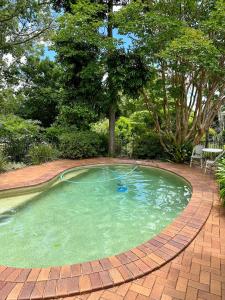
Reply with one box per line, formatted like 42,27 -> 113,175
91,118 -> 108,135
45,125 -> 72,145
130,110 -> 155,130
216,158 -> 225,205
166,141 -> 193,163
0,114 -> 41,162
59,131 -> 107,159
0,151 -> 7,172
28,143 -> 59,165
132,131 -> 165,159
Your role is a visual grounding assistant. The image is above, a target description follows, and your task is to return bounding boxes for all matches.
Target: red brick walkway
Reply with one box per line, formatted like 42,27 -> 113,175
0,159 -> 224,300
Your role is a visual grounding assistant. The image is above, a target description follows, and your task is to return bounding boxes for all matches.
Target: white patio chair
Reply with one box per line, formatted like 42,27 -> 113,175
190,144 -> 204,168
205,150 -> 225,173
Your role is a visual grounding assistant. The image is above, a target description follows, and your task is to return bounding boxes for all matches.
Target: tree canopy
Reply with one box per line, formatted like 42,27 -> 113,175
0,0 -> 224,162
115,0 -> 225,160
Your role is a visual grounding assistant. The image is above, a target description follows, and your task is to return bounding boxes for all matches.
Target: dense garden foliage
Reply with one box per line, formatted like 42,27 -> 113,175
0,0 -> 224,170
217,159 -> 225,204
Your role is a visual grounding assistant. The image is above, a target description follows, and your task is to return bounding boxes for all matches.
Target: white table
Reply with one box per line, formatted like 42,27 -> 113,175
202,148 -> 223,154
202,148 -> 223,161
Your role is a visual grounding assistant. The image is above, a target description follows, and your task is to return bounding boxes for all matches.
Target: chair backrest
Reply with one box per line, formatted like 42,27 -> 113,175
192,144 -> 204,156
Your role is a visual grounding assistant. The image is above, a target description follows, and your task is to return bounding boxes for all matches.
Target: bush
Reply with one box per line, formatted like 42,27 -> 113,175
45,125 -> 72,145
132,131 -> 165,159
59,131 -> 107,159
91,118 -> 108,135
28,143 -> 59,165
115,114 -> 165,159
130,110 -> 155,130
0,114 -> 41,162
166,142 -> 193,163
216,158 -> 225,205
0,151 -> 7,172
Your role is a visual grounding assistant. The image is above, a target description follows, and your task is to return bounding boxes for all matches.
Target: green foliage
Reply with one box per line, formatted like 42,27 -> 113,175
91,113 -> 164,159
0,114 -> 41,161
116,116 -> 132,142
115,112 -> 160,157
59,131 -> 107,159
115,0 -> 225,156
208,128 -> 217,137
0,151 -> 7,172
132,131 -> 164,159
53,0 -> 151,154
18,56 -> 63,127
216,158 -> 225,205
91,118 -> 109,136
118,95 -> 145,117
0,88 -> 24,115
56,104 -> 98,130
0,0 -> 52,89
45,125 -> 71,145
129,111 -> 154,133
0,0 -> 51,55
52,0 -> 108,108
166,142 -> 193,163
106,50 -> 151,99
28,143 -> 59,165
221,130 -> 225,144
160,28 -> 220,73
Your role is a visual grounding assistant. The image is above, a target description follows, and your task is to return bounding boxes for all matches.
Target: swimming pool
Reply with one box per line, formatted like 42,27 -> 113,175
0,164 -> 191,268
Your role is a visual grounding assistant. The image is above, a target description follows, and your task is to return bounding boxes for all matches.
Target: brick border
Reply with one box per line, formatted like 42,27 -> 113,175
0,158 -> 215,300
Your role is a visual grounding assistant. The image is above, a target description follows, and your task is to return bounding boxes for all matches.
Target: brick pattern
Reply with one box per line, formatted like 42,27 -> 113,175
0,158 -> 221,300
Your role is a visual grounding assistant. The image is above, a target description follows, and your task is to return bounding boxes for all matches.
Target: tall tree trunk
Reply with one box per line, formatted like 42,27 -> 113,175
107,0 -> 115,156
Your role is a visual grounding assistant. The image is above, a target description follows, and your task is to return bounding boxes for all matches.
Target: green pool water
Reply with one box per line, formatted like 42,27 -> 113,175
0,164 -> 191,268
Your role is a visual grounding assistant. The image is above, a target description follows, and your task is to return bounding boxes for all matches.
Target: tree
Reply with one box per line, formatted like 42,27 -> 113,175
18,54 -> 63,127
52,0 -> 131,155
0,0 -> 53,91
0,0 -> 52,57
0,88 -> 24,115
116,0 -> 225,161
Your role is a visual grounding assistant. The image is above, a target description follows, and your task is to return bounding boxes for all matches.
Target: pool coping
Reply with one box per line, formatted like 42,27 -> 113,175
0,158 -> 215,300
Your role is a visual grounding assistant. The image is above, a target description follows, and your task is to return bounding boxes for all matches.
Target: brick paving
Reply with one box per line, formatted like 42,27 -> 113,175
0,158 -> 224,299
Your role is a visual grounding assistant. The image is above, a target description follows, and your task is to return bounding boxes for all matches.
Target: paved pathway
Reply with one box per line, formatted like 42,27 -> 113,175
0,159 -> 224,300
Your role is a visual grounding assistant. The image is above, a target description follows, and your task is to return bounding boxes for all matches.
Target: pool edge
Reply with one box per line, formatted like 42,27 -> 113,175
0,158 -> 214,299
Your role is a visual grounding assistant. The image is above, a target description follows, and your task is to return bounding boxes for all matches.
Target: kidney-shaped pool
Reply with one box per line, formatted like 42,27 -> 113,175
0,164 -> 191,268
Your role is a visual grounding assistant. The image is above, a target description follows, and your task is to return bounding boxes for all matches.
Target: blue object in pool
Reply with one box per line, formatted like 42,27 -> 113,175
117,186 -> 128,192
